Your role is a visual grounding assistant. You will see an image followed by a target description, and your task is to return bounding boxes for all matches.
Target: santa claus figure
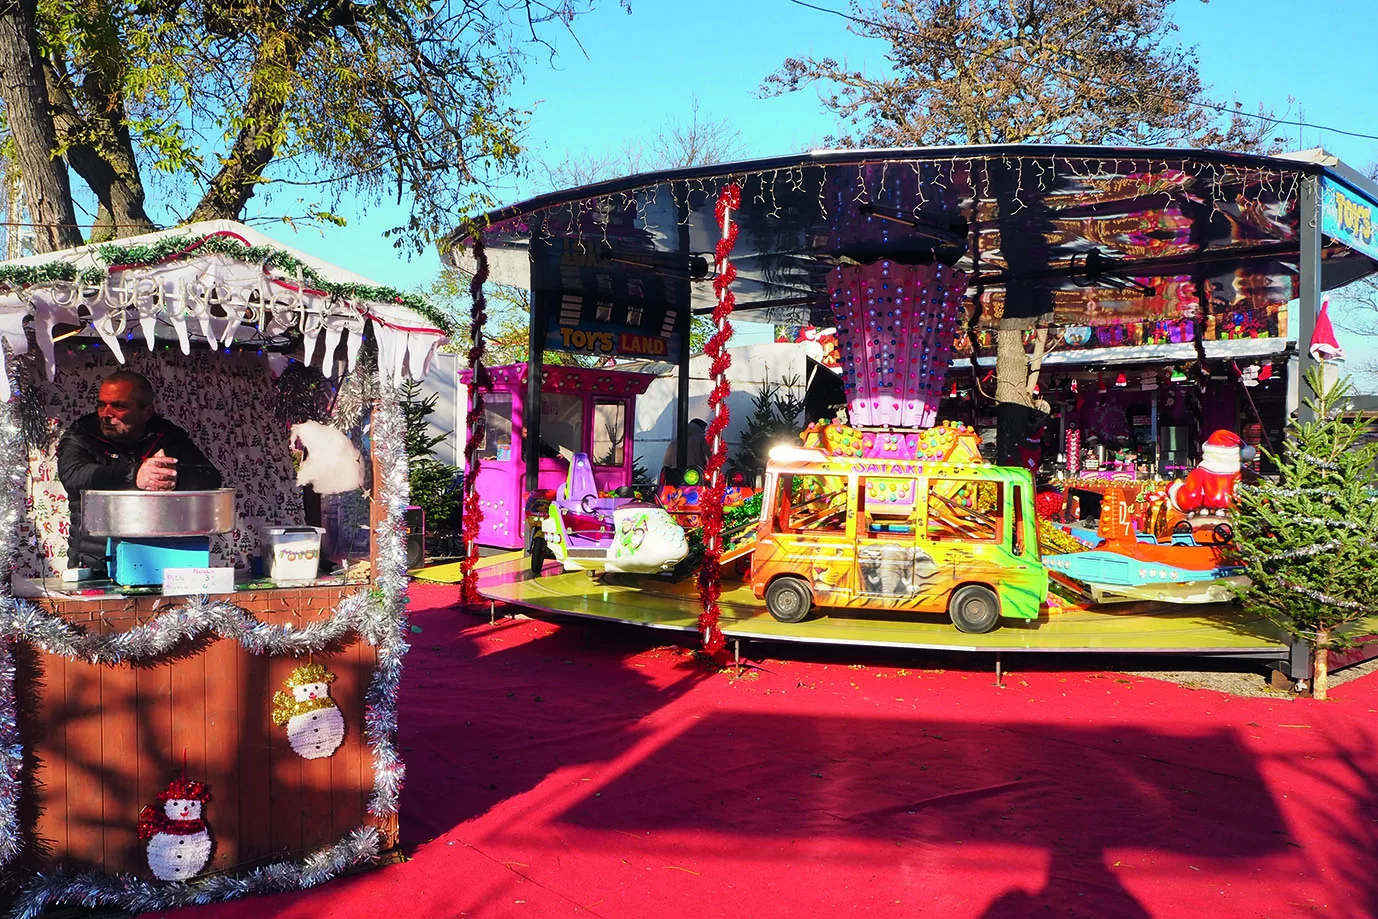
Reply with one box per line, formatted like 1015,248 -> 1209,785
795,325 -> 826,362
1169,430 -> 1257,520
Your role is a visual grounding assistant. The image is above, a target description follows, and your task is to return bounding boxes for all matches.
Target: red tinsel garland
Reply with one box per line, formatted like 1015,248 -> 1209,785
460,238 -> 490,605
696,183 -> 741,657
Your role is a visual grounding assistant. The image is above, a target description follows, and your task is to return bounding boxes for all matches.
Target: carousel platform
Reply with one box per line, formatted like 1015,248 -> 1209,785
471,555 -> 1292,662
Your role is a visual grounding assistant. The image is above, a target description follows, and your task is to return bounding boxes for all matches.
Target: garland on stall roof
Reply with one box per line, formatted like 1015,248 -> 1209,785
0,232 -> 457,337
696,183 -> 741,657
0,364 -> 411,913
459,238 -> 490,605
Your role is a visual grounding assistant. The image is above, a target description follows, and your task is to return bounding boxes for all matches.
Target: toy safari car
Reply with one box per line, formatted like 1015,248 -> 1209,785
749,443 -> 1048,633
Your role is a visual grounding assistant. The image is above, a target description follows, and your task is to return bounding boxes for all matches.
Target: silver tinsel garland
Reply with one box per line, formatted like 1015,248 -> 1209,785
0,642 -> 20,867
362,382 -> 410,818
0,364 -> 412,913
1258,540 -> 1378,565
0,347 -> 29,871
1275,577 -> 1377,614
9,827 -> 381,919
0,591 -> 385,665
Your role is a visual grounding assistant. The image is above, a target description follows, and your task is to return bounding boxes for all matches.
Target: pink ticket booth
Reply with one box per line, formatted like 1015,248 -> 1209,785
461,364 -> 655,549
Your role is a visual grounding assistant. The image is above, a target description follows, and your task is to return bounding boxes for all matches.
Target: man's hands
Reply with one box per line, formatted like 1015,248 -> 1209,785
136,450 -> 178,491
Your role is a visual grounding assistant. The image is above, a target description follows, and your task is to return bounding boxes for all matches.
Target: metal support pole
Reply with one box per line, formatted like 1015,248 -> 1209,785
1289,635 -> 1314,684
994,652 -> 1004,688
733,638 -> 741,675
676,307 -> 692,469
526,228 -> 556,495
675,182 -> 693,470
1296,174 -> 1322,425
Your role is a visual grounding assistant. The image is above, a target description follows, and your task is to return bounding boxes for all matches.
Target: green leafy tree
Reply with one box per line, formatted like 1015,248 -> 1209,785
1232,368 -> 1378,700
0,0 -> 623,253
762,0 -> 1285,465
400,378 -> 462,536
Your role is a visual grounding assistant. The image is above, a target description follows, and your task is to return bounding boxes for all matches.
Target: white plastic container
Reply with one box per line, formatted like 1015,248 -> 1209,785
267,526 -> 324,583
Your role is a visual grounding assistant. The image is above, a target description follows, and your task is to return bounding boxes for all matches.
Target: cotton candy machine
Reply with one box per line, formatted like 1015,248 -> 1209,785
83,489 -> 236,586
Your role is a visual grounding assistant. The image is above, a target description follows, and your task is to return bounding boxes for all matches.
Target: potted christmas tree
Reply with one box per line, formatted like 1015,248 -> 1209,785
1231,367 -> 1378,699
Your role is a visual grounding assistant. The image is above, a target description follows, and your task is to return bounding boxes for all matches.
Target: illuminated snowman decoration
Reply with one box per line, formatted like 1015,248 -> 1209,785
137,778 -> 212,881
271,663 -> 346,759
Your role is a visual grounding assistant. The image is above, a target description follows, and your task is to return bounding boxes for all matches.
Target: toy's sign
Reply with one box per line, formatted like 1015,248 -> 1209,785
1321,176 -> 1378,263
544,241 -> 685,362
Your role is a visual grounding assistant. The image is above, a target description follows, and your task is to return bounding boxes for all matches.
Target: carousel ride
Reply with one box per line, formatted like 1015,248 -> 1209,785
487,254 -> 1256,636
452,145 -> 1378,667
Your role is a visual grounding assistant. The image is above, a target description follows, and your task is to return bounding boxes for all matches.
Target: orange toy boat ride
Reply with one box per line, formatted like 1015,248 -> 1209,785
1043,487 -> 1245,603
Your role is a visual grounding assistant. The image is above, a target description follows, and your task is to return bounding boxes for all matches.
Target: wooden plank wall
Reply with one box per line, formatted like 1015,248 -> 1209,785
16,586 -> 385,879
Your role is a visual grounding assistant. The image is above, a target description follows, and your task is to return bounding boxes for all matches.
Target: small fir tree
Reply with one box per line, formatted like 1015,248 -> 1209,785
733,374 -> 806,482
1231,368 -> 1378,699
400,379 -> 463,538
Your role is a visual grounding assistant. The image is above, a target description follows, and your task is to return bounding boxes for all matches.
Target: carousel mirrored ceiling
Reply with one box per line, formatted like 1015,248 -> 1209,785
456,147 -> 1378,355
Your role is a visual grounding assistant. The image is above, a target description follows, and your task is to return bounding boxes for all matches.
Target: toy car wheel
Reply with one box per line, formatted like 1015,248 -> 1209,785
948,584 -> 1001,634
765,577 -> 812,624
528,534 -> 548,577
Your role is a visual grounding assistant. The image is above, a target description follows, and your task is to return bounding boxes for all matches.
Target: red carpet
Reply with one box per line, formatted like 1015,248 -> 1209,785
146,582 -> 1378,918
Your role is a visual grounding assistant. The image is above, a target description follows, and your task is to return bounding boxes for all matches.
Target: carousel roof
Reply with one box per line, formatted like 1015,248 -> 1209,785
446,145 -> 1378,356
0,219 -> 450,398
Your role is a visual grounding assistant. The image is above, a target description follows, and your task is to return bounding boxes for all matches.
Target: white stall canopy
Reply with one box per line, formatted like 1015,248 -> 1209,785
0,219 -> 448,397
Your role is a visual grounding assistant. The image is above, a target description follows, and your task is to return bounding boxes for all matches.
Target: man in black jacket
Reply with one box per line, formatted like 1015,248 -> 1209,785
57,370 -> 222,576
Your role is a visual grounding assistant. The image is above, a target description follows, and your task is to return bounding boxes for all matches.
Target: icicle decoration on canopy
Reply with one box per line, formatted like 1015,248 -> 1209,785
0,229 -> 447,387
696,183 -> 741,657
830,260 -> 967,429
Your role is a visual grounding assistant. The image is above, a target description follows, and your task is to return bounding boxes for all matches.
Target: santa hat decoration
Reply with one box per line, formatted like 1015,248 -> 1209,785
158,777 -> 211,805
1204,430 -> 1243,449
1309,296 -> 1344,362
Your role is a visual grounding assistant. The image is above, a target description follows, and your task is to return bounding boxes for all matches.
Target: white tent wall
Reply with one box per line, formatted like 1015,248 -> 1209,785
632,341 -> 809,478
421,351 -> 464,469
427,341 -> 809,478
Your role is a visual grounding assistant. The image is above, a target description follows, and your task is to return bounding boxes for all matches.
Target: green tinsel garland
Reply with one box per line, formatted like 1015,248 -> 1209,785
0,232 -> 457,336
0,262 -> 79,289
722,493 -> 763,540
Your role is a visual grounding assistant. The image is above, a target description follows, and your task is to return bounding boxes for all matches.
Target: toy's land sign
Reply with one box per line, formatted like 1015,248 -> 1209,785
543,240 -> 686,363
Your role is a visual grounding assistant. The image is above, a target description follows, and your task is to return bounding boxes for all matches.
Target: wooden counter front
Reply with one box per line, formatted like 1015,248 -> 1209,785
15,585 -> 392,879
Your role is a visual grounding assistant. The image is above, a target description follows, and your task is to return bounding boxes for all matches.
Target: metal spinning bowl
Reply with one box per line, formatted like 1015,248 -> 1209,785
82,488 -> 236,538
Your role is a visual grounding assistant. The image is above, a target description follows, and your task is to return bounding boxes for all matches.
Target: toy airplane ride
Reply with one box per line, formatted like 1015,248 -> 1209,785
541,453 -> 688,575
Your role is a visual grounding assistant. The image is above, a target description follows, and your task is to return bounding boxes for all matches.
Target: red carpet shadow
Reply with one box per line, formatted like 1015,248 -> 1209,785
399,584 -> 717,846
548,713 -> 1292,918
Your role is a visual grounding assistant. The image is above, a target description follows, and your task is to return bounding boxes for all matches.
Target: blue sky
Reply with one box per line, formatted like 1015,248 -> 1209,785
245,0 -> 1378,366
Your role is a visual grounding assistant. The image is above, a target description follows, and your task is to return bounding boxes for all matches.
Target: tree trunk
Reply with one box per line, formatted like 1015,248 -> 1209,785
190,35 -> 302,222
995,321 -> 1034,467
42,35 -> 156,240
1313,629 -> 1329,701
986,159 -> 1053,468
64,143 -> 156,241
0,0 -> 82,253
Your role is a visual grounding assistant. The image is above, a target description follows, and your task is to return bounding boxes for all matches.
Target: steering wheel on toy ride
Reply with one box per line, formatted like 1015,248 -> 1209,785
1210,522 -> 1234,544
